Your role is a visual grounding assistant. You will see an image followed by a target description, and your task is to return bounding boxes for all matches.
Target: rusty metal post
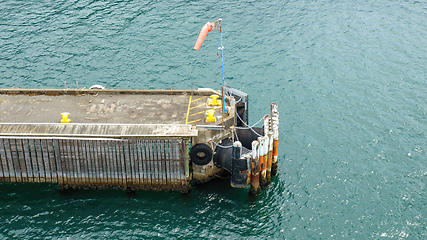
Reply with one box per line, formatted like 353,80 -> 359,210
262,136 -> 268,186
258,136 -> 268,187
250,140 -> 260,195
266,131 -> 273,184
270,103 -> 279,176
263,115 -> 272,185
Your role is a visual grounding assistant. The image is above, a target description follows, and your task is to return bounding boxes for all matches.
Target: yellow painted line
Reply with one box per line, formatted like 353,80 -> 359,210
185,95 -> 192,124
187,118 -> 203,124
190,96 -> 207,103
189,106 -> 222,117
189,103 -> 206,110
189,110 -> 206,117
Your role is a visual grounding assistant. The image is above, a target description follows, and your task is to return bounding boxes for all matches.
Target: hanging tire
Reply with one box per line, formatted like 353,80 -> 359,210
190,144 -> 213,165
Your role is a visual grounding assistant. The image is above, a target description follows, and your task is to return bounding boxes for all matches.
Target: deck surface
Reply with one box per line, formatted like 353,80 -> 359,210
0,90 -> 223,126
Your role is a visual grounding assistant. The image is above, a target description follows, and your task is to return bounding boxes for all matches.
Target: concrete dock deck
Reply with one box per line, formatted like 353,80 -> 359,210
0,88 -> 233,192
0,88 -> 226,126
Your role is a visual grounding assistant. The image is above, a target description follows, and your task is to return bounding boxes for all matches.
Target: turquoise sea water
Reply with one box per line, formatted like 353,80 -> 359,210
1,0 -> 426,239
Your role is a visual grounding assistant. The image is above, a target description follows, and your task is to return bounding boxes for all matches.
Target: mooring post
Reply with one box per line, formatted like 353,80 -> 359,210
250,141 -> 260,194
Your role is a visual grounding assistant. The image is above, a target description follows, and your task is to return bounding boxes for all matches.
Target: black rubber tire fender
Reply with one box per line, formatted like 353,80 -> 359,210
190,144 -> 213,165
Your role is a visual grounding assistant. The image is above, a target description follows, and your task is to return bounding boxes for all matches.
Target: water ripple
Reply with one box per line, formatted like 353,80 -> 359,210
1,0 -> 426,238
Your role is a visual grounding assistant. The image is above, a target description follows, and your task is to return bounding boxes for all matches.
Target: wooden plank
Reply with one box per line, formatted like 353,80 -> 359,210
168,140 -> 175,185
58,140 -> 68,185
140,140 -> 147,186
142,140 -> 149,186
80,141 -> 93,187
135,140 -> 142,187
130,140 -> 140,187
174,139 -> 181,185
0,139 -> 6,182
94,140 -> 105,185
68,140 -> 78,186
34,139 -> 45,182
122,141 -> 129,188
81,140 -> 92,186
169,140 -> 175,185
156,140 -> 162,187
0,139 -> 10,182
9,140 -> 19,182
57,140 -> 67,185
107,141 -> 117,186
144,140 -> 151,186
100,140 -> 111,186
107,140 -> 115,186
179,140 -> 185,184
52,139 -> 64,185
5,139 -> 17,182
88,140 -> 98,185
16,139 -> 27,182
100,140 -> 109,185
62,139 -> 72,186
163,140 -> 169,186
148,140 -> 156,186
74,140 -> 83,186
28,139 -> 40,182
123,141 -> 131,188
151,140 -> 156,186
159,140 -> 165,186
11,139 -> 21,182
117,141 -> 126,188
127,140 -> 135,187
105,141 -> 113,186
111,141 -> 119,187
40,139 -> 52,182
72,140 -> 82,186
135,140 -> 143,186
152,140 -> 159,187
22,139 -> 34,182
165,140 -> 172,187
161,139 -> 167,186
91,140 -> 99,186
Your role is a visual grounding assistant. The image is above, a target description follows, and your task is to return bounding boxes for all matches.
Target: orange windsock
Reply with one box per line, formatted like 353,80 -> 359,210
193,23 -> 211,50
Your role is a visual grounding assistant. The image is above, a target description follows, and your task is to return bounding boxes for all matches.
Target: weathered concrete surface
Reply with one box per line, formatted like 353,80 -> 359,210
0,89 -> 226,126
0,123 -> 198,137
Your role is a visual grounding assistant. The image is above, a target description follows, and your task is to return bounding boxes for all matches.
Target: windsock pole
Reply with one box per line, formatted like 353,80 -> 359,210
194,19 -> 226,114
219,23 -> 226,114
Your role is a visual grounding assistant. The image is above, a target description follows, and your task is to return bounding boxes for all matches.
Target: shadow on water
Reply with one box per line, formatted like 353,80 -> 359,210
0,171 -> 287,202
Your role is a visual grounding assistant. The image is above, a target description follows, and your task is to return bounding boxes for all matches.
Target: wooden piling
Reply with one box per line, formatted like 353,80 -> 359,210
250,141 -> 260,195
270,103 -> 279,176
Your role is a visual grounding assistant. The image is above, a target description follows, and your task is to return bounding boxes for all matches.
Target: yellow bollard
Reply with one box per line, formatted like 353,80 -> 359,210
206,109 -> 216,122
208,94 -> 220,106
60,112 -> 71,123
